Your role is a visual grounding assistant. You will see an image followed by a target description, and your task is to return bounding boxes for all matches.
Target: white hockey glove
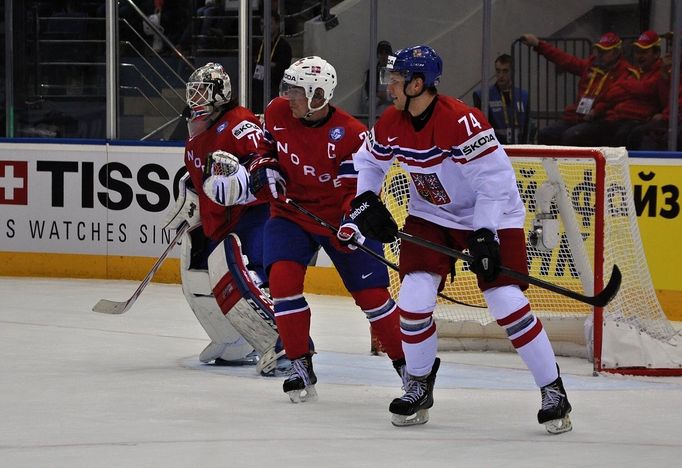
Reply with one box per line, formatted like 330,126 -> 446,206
203,150 -> 255,206
336,215 -> 366,250
163,172 -> 201,230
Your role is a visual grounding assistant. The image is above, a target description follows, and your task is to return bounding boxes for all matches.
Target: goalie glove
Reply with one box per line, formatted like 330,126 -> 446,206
202,151 -> 254,206
336,216 -> 366,251
248,156 -> 286,202
468,228 -> 501,282
349,191 -> 398,243
205,150 -> 241,177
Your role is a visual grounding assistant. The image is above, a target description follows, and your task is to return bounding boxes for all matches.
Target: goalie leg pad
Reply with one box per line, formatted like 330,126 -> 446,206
208,233 -> 281,375
180,228 -> 254,363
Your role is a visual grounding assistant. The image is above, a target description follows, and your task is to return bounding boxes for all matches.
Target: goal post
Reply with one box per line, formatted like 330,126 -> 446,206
380,145 -> 682,376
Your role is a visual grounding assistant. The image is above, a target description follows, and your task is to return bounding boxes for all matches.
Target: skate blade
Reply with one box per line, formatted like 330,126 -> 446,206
260,365 -> 292,378
544,414 -> 572,434
213,356 -> 259,367
391,409 -> 429,427
287,385 -> 318,404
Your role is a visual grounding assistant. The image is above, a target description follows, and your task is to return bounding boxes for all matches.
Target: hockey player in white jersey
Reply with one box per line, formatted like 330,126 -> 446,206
346,45 -> 572,433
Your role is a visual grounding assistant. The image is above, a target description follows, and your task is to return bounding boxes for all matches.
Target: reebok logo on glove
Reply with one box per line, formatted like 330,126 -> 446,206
348,202 -> 369,221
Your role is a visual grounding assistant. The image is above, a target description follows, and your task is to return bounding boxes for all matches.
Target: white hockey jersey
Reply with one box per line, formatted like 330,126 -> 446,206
354,95 -> 526,232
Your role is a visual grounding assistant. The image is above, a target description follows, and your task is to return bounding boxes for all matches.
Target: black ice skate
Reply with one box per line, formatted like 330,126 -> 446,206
389,358 -> 440,426
537,375 -> 572,434
283,354 -> 317,403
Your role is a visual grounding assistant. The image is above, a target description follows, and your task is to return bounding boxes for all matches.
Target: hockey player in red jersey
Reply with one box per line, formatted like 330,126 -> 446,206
347,45 -> 572,433
165,62 -> 287,376
248,56 -> 405,403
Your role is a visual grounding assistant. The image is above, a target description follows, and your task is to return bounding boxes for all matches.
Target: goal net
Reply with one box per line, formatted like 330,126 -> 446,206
381,145 -> 682,376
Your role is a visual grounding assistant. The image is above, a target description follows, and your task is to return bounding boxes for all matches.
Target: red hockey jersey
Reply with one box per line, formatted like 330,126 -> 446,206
257,97 -> 367,236
184,106 -> 264,240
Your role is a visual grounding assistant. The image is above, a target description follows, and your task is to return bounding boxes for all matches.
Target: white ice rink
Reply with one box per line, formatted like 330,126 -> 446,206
2,277 -> 682,468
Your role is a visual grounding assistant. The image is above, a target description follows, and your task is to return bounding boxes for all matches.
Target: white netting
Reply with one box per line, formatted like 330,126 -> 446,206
382,145 -> 680,371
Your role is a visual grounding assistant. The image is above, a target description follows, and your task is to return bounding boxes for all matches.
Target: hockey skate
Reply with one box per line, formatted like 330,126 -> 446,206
389,358 -> 440,426
199,341 -> 258,366
214,350 -> 260,366
370,326 -> 385,356
283,354 -> 318,403
537,375 -> 572,434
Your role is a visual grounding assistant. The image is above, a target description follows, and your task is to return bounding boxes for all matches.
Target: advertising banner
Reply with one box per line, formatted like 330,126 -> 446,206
0,142 -> 185,258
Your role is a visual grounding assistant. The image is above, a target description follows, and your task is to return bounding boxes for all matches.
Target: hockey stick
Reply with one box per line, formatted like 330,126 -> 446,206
282,198 -> 483,308
396,231 -> 621,308
92,221 -> 190,315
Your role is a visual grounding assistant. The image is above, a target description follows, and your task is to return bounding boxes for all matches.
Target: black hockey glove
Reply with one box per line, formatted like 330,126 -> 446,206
349,191 -> 398,243
468,228 -> 501,282
248,156 -> 286,202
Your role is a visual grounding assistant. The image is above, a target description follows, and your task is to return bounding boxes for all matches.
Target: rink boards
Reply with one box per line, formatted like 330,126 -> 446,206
0,140 -> 680,319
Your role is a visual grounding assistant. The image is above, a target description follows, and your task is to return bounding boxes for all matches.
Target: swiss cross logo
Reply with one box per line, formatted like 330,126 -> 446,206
0,161 -> 28,205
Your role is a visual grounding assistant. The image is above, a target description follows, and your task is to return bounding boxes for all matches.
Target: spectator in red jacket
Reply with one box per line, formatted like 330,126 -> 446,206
572,30 -> 664,146
627,49 -> 682,150
521,31 -> 637,146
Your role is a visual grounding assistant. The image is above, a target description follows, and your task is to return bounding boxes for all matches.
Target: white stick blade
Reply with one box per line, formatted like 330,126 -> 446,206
92,299 -> 131,315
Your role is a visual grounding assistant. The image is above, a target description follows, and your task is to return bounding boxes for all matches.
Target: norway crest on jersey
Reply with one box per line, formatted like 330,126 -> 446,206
328,126 -> 345,142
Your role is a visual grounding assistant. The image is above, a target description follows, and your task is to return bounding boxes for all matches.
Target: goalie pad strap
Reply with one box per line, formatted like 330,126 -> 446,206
208,234 -> 279,357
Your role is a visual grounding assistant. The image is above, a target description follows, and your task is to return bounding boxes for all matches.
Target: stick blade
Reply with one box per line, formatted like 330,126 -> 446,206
591,264 -> 622,307
92,299 -> 131,315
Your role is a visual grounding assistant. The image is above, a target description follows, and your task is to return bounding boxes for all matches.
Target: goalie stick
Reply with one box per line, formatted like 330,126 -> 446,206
92,221 -> 190,315
282,198 -> 484,309
397,231 -> 621,308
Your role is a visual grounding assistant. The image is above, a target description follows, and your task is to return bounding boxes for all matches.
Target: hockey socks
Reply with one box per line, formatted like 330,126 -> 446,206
353,289 -> 404,361
496,303 -> 558,387
269,261 -> 313,360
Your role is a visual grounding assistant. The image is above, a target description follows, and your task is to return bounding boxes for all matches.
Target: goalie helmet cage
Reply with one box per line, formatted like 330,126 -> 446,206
381,145 -> 682,376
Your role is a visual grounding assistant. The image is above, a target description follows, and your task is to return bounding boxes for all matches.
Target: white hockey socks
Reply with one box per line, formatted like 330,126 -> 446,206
485,286 -> 558,387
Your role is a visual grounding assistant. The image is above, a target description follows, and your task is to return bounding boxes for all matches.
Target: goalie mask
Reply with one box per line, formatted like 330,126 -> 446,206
279,56 -> 337,116
186,62 -> 232,137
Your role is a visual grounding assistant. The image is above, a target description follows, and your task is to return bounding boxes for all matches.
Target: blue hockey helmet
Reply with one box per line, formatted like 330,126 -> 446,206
384,45 -> 443,87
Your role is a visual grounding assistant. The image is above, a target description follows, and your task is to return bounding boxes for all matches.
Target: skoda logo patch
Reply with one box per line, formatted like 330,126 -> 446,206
329,126 -> 345,142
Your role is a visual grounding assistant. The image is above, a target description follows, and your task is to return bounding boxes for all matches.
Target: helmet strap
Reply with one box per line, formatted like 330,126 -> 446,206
304,96 -> 329,119
402,78 -> 427,114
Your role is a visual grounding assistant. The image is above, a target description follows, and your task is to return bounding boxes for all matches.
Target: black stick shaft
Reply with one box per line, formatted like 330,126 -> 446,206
397,231 -> 621,308
282,198 -> 482,308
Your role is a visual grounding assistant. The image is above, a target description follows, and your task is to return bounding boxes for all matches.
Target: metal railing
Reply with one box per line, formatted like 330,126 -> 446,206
511,37 -> 593,135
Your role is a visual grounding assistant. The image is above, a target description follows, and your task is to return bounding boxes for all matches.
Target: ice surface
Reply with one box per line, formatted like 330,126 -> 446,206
1,277 -> 681,468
